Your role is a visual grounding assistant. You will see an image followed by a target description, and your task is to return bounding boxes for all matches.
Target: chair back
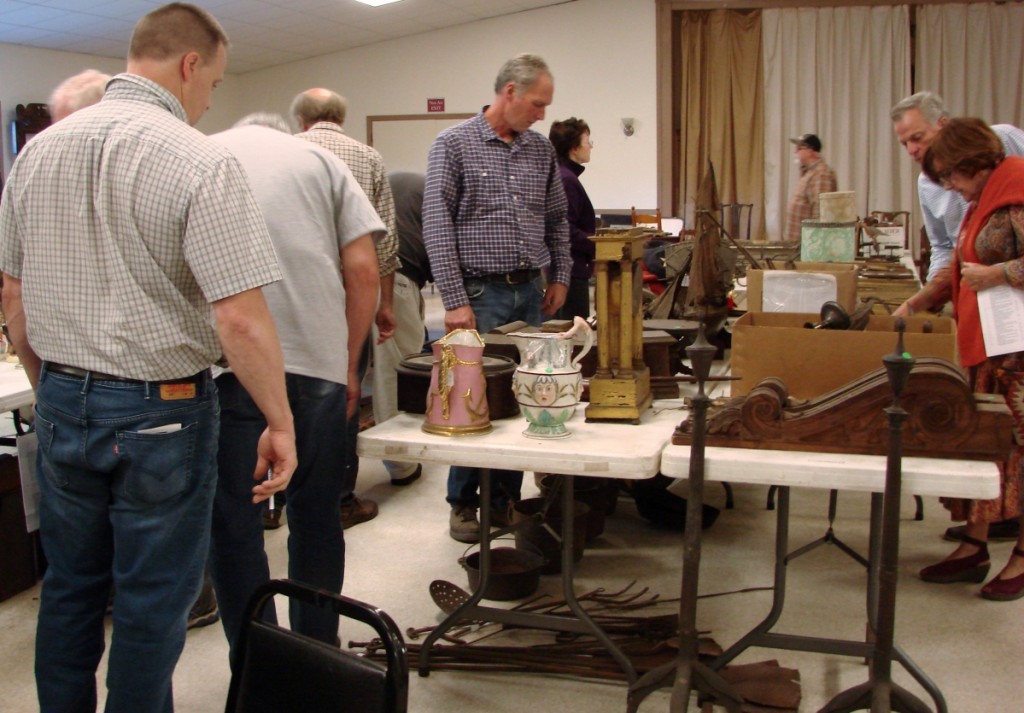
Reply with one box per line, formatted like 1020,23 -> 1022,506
631,206 -> 663,231
225,579 -> 408,713
718,203 -> 753,241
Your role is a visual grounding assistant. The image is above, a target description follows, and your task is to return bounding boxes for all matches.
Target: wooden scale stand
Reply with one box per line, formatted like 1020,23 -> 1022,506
585,228 -> 653,422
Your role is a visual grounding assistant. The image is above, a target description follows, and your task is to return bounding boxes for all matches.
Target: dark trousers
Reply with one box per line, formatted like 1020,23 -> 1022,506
209,372 -> 349,664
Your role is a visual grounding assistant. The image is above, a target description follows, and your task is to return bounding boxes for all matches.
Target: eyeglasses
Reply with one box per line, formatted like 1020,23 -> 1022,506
582,138 -> 594,148
935,167 -> 957,188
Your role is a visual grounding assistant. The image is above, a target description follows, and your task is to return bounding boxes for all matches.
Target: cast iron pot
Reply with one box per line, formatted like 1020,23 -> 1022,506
460,545 -> 545,601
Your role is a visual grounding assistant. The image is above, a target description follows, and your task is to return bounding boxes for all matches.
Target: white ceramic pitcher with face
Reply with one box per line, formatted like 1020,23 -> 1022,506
507,317 -> 594,439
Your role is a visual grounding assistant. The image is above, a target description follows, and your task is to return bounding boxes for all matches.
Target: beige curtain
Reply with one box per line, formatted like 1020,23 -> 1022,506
761,6 -> 912,244
677,9 -> 764,241
916,3 -> 1024,127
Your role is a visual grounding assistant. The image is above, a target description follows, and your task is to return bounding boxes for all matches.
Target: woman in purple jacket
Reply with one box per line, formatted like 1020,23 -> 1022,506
549,118 -> 596,320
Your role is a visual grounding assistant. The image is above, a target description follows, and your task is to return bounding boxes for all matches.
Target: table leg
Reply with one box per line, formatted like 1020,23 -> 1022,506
418,470 -> 640,685
558,474 -> 638,684
712,488 -> 875,666
418,468 -> 495,677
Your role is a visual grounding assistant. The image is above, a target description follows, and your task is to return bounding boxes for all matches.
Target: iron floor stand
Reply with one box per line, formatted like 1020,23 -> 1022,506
818,329 -> 932,713
627,319 -> 743,713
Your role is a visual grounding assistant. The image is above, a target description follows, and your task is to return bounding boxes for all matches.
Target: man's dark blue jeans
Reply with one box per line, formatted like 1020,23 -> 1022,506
34,365 -> 218,713
209,372 -> 348,664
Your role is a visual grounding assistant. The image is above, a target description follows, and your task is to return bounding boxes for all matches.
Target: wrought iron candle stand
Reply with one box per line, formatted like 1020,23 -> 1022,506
626,315 -> 743,713
819,322 -> 931,713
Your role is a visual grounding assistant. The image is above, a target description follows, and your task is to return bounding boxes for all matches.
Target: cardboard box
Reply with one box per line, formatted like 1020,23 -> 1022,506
730,311 -> 958,399
746,262 -> 859,313
800,221 -> 857,262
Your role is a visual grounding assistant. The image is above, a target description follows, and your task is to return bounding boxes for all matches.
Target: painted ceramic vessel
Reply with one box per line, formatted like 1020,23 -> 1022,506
423,329 -> 491,436
508,317 -> 594,439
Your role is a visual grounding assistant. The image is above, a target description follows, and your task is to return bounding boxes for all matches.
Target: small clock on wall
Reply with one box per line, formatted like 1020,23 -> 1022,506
12,103 -> 51,155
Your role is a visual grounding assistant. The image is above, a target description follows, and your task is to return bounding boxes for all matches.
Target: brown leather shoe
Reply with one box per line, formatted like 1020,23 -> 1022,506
340,496 -> 378,529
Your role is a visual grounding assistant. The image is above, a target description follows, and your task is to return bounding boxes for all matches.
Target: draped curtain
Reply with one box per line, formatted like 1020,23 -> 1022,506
915,3 -> 1024,127
761,6 -> 912,243
677,9 -> 764,239
671,3 -> 1021,246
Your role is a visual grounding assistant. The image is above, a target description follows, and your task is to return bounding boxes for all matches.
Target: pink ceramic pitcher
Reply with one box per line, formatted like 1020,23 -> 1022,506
423,329 -> 492,436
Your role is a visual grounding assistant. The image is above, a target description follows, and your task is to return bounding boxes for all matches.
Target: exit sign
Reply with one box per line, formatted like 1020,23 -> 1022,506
427,98 -> 445,113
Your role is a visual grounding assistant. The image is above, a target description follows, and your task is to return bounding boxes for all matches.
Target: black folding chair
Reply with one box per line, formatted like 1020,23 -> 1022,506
225,579 -> 408,713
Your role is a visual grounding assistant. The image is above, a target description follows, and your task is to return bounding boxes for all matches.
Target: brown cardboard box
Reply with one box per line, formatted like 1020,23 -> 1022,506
730,312 -> 958,399
746,262 -> 859,313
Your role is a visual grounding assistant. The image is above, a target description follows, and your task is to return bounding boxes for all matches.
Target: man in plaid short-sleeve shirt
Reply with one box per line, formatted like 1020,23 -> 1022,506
292,87 -> 401,527
0,4 -> 296,711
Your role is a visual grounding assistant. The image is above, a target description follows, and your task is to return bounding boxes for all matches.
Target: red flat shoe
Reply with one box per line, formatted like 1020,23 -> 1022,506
981,547 -> 1024,601
920,534 -> 990,584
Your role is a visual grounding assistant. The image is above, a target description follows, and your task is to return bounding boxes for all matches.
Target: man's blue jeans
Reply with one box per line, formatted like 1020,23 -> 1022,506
447,275 -> 544,510
33,365 -> 218,713
209,373 -> 348,663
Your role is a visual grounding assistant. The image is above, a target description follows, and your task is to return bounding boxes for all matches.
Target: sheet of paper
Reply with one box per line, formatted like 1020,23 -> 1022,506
978,283 -> 1024,357
762,271 -> 837,313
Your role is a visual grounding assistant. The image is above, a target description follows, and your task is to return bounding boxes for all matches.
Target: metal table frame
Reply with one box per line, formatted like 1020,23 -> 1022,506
658,445 -> 999,712
356,407 -> 683,685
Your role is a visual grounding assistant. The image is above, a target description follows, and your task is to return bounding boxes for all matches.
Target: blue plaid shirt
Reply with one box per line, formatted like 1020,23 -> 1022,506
423,113 -> 571,311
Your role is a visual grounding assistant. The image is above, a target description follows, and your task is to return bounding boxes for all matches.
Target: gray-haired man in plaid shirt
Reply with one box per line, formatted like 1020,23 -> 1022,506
423,53 -> 571,542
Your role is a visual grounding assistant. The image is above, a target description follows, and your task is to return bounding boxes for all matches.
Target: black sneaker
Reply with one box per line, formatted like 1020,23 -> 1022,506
187,573 -> 219,630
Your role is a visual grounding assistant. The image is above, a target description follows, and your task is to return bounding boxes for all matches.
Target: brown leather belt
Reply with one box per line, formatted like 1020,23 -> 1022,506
478,269 -> 540,285
45,362 -> 208,385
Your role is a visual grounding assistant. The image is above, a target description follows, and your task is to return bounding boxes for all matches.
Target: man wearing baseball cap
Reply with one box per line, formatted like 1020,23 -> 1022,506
784,133 -> 838,242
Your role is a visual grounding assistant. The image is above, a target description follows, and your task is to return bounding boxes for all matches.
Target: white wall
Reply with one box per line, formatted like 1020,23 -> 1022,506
215,0 -> 659,212
0,0 -> 659,211
0,44 -> 124,179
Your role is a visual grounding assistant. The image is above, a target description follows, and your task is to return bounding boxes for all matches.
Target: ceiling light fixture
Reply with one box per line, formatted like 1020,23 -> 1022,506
353,0 -> 403,6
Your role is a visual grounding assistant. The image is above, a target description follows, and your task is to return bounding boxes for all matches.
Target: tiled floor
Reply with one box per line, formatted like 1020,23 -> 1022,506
1,288 -> 1021,711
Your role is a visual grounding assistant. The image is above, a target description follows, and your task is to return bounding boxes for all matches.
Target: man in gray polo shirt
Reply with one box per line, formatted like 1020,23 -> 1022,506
0,5 -> 296,710
209,113 -> 382,660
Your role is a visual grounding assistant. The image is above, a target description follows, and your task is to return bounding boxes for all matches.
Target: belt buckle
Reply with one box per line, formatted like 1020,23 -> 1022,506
505,272 -> 517,285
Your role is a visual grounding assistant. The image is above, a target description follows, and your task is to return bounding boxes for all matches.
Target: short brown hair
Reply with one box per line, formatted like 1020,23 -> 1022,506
923,117 -> 1005,184
549,118 -> 590,163
128,3 -> 229,63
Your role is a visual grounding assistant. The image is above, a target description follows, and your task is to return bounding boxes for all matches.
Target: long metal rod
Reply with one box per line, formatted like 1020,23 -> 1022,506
668,327 -> 742,713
